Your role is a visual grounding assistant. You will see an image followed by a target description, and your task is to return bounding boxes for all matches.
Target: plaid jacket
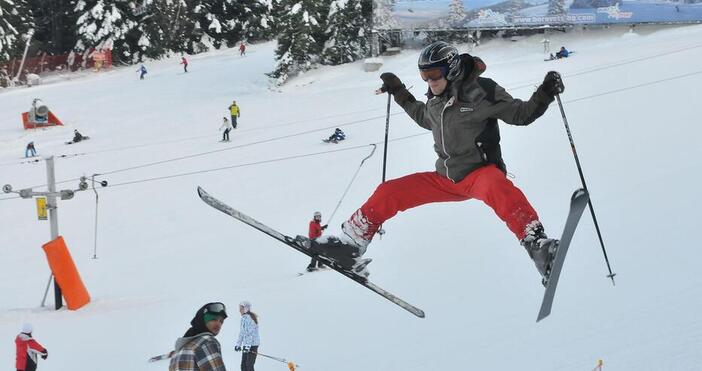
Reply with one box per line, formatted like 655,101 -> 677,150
169,333 -> 226,371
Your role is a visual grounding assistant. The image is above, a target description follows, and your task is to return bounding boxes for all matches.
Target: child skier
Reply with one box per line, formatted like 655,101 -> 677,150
220,117 -> 233,142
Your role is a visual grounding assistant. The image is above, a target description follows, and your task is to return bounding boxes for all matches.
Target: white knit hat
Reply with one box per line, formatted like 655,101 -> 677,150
239,301 -> 251,313
21,323 -> 33,334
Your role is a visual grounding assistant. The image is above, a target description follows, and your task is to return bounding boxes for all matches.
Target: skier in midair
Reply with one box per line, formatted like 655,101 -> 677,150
310,41 -> 565,284
306,211 -> 328,272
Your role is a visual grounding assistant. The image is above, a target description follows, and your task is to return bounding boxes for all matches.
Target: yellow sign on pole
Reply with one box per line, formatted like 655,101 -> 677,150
36,197 -> 48,220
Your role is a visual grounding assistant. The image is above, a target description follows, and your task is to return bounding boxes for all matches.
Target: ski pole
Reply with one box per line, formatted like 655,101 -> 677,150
382,92 -> 391,183
555,94 -> 617,285
327,144 -> 377,226
252,351 -> 300,369
147,350 -> 175,362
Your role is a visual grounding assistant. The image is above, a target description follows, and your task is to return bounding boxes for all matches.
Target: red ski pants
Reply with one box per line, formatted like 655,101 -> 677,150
359,165 -> 539,240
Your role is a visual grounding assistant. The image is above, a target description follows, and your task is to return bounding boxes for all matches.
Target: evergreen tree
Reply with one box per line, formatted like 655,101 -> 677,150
269,0 -> 326,84
193,0 -> 271,48
1,0 -> 29,61
373,0 -> 398,30
74,0 -> 139,63
447,0 -> 466,28
548,0 -> 566,16
321,0 -> 369,65
27,0 -> 78,54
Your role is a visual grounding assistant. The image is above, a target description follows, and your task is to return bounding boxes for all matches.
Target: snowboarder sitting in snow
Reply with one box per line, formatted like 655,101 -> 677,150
15,323 -> 48,371
310,41 -> 565,285
555,46 -> 569,59
306,211 -> 328,272
72,130 -> 84,143
170,302 -> 228,371
325,128 -> 346,143
25,142 -> 37,158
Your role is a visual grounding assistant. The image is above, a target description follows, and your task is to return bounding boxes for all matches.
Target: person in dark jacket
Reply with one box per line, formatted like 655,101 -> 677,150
311,41 -> 565,285
72,130 -> 84,143
169,302 -> 228,371
324,128 -> 346,143
137,64 -> 147,79
25,142 -> 37,157
306,211 -> 328,272
555,46 -> 569,59
15,323 -> 47,371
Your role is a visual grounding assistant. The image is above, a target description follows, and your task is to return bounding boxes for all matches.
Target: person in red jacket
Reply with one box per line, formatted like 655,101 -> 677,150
306,211 -> 327,272
239,42 -> 246,56
15,323 -> 47,371
180,56 -> 188,73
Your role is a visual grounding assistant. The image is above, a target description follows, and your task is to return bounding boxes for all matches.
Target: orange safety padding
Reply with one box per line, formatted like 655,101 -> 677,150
42,236 -> 90,310
22,110 -> 64,130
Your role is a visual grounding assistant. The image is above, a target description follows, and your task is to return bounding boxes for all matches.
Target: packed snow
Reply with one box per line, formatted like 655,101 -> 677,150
2,24 -> 702,370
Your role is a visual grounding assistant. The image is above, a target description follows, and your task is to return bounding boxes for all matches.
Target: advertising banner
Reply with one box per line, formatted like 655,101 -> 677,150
375,0 -> 702,30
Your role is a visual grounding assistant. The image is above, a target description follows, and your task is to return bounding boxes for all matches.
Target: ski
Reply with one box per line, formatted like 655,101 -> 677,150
148,350 -> 175,362
197,186 -> 425,318
536,188 -> 589,322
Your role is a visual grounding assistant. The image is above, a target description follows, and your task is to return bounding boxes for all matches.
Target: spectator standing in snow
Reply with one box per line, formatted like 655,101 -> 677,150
229,100 -> 240,129
234,301 -> 260,371
239,42 -> 246,56
169,302 -> 228,371
180,57 -> 189,73
25,142 -> 37,158
137,64 -> 147,79
306,211 -> 328,272
220,117 -> 233,142
15,323 -> 48,371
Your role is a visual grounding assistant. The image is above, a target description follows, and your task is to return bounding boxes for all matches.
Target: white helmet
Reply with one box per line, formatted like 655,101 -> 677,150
313,211 -> 322,219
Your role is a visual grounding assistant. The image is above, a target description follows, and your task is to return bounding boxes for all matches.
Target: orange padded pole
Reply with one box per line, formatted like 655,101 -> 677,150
42,236 -> 90,310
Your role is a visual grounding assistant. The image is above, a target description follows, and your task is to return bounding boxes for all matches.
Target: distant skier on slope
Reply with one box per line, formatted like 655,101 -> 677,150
137,64 -> 147,80
220,117 -> 233,142
309,41 -> 565,283
180,57 -> 189,73
25,142 -> 37,157
306,211 -> 328,271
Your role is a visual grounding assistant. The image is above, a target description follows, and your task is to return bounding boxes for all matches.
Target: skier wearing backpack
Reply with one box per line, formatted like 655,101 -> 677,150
310,41 -> 565,284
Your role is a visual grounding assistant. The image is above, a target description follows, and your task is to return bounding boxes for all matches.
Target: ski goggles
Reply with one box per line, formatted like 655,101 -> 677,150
203,302 -> 228,318
419,66 -> 448,82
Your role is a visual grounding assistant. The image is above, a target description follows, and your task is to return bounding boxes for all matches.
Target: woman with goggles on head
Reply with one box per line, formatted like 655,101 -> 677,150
170,302 -> 228,371
310,41 -> 566,287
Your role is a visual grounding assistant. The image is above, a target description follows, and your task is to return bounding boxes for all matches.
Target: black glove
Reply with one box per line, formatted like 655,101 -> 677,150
379,73 -> 405,95
541,71 -> 564,97
41,351 -> 48,360
321,224 -> 328,230
235,345 -> 241,352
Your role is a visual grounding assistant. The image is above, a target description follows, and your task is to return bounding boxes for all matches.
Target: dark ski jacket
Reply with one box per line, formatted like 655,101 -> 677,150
392,54 -> 554,182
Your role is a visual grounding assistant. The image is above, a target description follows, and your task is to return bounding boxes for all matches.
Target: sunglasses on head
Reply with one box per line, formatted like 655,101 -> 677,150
204,302 -> 227,317
419,67 -> 447,82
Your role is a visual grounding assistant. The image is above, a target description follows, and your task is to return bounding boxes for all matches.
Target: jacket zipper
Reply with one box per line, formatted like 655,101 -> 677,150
440,97 -> 455,182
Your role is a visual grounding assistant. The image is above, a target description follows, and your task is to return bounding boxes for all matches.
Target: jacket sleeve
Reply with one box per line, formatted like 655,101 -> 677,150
195,341 -> 227,371
395,90 -> 432,131
27,339 -> 46,355
490,82 -> 554,126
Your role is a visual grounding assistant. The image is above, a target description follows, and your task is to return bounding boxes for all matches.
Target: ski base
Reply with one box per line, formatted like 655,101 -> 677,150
536,188 -> 589,322
197,187 -> 425,318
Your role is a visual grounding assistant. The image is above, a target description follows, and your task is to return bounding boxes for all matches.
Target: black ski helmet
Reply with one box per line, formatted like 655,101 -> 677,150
418,41 -> 462,81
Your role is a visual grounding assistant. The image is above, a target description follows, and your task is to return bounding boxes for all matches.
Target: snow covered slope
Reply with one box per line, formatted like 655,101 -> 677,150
2,25 -> 702,370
